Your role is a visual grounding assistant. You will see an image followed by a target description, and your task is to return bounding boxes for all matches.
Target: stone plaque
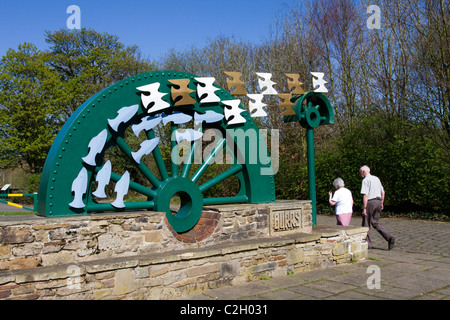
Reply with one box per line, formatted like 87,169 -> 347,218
270,208 -> 303,236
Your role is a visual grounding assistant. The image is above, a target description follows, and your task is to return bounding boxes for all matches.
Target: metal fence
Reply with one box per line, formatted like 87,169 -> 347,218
0,193 -> 38,212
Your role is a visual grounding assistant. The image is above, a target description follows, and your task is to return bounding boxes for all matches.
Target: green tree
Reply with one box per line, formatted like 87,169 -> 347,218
0,29 -> 154,174
315,114 -> 450,214
0,43 -> 63,173
45,28 -> 154,118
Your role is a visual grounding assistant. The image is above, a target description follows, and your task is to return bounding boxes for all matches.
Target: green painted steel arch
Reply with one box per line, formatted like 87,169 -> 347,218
38,71 -> 276,232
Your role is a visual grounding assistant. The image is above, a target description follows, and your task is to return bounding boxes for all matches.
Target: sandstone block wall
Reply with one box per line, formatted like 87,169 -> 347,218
0,201 -> 312,270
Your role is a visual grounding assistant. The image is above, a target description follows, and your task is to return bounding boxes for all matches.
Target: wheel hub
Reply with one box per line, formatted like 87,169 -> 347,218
154,177 -> 203,233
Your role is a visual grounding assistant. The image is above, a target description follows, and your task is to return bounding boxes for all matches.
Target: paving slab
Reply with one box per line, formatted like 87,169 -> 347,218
285,285 -> 335,299
357,285 -> 421,300
327,290 -> 381,300
327,269 -> 373,287
302,280 -> 358,294
202,282 -> 273,300
260,275 -> 307,289
384,273 -> 448,294
256,289 -> 304,300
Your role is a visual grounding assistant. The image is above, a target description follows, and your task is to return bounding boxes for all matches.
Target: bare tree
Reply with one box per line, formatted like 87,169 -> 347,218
409,0 -> 449,145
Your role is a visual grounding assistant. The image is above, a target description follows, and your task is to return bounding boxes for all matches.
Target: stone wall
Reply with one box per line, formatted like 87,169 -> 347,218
0,201 -> 312,270
0,201 -> 368,300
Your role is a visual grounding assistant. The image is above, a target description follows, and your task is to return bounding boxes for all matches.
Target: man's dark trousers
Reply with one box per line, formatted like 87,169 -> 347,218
362,199 -> 392,248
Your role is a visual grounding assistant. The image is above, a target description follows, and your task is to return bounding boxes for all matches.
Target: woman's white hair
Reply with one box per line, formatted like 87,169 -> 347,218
333,178 -> 345,188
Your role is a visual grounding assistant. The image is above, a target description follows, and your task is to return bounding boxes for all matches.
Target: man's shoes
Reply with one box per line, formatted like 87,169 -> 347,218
388,237 -> 395,250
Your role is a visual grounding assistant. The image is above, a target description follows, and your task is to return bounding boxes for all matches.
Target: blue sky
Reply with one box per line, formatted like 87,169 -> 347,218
0,0 -> 291,61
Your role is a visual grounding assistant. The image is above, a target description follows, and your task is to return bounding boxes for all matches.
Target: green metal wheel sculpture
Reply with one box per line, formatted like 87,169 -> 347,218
38,71 -> 275,233
284,91 -> 335,226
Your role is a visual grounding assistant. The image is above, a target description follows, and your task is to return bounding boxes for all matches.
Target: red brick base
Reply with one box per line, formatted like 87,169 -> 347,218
165,210 -> 221,243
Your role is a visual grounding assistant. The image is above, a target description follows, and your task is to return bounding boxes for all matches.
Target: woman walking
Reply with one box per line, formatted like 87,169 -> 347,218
329,178 -> 353,226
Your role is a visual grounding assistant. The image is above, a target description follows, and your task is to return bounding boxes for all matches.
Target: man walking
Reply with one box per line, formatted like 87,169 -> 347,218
359,165 -> 395,250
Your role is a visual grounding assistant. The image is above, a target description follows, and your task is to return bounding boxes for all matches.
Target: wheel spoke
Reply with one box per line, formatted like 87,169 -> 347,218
147,130 -> 169,181
198,164 -> 243,193
191,138 -> 226,183
180,126 -> 203,178
171,124 -> 179,178
114,135 -> 161,188
110,171 -> 155,198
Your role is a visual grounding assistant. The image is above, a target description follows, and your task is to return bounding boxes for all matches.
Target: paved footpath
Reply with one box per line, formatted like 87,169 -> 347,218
177,214 -> 450,300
